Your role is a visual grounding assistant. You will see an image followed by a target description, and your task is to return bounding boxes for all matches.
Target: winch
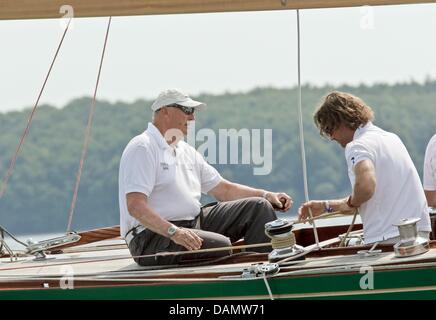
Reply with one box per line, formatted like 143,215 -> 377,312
26,233 -> 81,260
241,263 -> 280,278
264,219 -> 304,262
393,217 -> 429,258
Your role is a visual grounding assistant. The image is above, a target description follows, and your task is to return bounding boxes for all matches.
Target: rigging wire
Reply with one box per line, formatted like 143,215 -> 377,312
0,225 -> 28,248
0,18 -> 72,199
66,17 -> 112,232
295,9 -> 320,247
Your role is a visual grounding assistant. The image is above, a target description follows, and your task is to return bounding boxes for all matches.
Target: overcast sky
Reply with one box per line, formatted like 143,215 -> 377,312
0,3 -> 435,112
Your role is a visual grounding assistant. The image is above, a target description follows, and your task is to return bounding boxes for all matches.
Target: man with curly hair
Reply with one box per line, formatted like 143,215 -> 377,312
298,91 -> 431,244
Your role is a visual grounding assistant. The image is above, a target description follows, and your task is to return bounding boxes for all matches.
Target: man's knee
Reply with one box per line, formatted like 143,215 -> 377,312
246,197 -> 276,219
201,232 -> 231,248
128,231 -> 183,266
243,197 -> 272,209
256,197 -> 274,209
133,230 -> 233,266
196,230 -> 232,256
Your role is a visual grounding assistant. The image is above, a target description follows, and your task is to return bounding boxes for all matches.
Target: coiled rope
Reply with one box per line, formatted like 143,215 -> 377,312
268,232 -> 296,250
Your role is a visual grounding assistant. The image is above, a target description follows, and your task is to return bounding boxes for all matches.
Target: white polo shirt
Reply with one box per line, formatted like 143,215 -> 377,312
345,122 -> 431,244
119,122 -> 223,238
424,134 -> 436,191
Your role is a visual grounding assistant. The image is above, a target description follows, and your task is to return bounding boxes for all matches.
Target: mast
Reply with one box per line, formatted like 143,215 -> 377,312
1,0 -> 435,20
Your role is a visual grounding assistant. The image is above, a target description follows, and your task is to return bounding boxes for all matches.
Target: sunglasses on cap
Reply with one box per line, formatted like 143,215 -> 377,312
166,104 -> 195,115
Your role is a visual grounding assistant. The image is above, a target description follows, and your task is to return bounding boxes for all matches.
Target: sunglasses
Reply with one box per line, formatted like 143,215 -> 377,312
166,104 -> 195,115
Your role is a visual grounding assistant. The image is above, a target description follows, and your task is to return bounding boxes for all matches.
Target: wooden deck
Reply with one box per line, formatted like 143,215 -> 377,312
1,238 -> 436,281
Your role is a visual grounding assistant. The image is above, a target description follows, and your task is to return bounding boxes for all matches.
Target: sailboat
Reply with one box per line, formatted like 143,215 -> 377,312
1,0 -> 436,300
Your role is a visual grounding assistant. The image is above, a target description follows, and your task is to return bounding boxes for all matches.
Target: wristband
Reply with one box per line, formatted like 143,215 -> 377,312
324,201 -> 333,213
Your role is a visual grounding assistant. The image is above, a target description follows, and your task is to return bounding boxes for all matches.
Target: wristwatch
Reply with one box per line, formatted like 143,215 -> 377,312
167,224 -> 178,238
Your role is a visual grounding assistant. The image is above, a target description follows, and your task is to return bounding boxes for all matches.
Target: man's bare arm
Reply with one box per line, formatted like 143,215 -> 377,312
350,159 -> 376,206
208,179 -> 293,211
298,160 -> 375,220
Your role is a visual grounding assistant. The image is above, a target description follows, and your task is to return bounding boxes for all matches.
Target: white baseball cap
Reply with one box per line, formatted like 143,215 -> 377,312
150,89 -> 206,111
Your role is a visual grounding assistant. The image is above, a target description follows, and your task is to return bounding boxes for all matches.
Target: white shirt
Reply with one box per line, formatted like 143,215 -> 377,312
345,122 -> 431,243
119,123 -> 223,238
423,134 -> 436,191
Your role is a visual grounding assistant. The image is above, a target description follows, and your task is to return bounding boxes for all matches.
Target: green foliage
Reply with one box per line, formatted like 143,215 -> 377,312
1,82 -> 435,234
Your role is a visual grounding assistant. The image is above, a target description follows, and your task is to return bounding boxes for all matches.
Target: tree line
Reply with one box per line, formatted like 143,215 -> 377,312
0,81 -> 435,234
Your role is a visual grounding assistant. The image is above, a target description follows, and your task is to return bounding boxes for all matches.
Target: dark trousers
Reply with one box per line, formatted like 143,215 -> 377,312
128,197 -> 277,266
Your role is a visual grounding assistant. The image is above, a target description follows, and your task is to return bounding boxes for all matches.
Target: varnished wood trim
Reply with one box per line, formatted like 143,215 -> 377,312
1,0 -> 435,21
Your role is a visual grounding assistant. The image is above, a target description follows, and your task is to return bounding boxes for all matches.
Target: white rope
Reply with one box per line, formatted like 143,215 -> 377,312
4,259 -> 436,285
262,273 -> 275,300
0,274 -> 277,284
270,233 -> 296,249
294,209 -> 357,224
339,208 -> 359,247
295,9 -> 320,247
276,235 -> 343,265
0,242 -> 271,272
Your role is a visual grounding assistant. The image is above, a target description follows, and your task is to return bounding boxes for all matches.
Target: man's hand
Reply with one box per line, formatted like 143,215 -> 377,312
298,200 -> 326,221
265,192 -> 293,212
171,227 -> 203,251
